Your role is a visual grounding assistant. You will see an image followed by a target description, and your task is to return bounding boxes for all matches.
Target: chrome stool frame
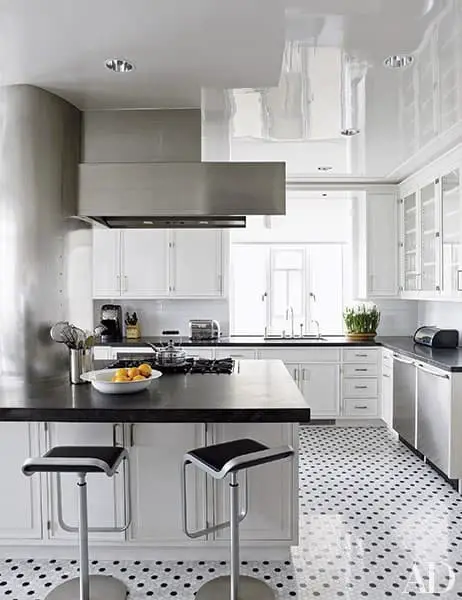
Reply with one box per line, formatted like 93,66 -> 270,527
181,439 -> 294,600
23,446 -> 131,600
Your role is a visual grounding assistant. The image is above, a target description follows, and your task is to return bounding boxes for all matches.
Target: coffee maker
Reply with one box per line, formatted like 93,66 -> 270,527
100,304 -> 123,342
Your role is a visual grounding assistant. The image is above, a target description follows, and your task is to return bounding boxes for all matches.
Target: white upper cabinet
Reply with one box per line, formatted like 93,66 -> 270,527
402,191 -> 419,292
93,228 -> 224,299
419,180 -> 440,293
171,230 -> 223,297
121,230 -> 169,298
398,145 -> 462,299
354,188 -> 399,299
366,192 -> 398,297
400,180 -> 441,297
93,228 -> 121,298
442,168 -> 462,297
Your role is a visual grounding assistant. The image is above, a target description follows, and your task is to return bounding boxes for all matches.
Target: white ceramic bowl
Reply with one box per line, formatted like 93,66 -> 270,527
81,368 -> 162,395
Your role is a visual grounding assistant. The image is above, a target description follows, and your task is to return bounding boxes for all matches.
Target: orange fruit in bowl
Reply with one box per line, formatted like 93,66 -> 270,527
115,368 -> 128,379
115,375 -> 131,382
138,364 -> 152,377
127,367 -> 140,380
132,375 -> 146,381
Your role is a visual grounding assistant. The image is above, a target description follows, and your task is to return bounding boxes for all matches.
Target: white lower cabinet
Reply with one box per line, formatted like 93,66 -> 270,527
299,363 -> 340,418
128,424 -> 206,543
47,423 -> 126,541
212,423 -> 297,542
381,350 -> 394,427
0,422 -> 42,540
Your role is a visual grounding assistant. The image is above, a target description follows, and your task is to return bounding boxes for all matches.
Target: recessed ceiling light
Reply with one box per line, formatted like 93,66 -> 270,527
105,58 -> 135,73
384,55 -> 414,69
317,166 -> 333,172
341,128 -> 360,137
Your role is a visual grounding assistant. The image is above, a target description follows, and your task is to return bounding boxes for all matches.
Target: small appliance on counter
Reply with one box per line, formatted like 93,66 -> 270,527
413,326 -> 459,349
100,304 -> 123,342
189,319 -> 221,341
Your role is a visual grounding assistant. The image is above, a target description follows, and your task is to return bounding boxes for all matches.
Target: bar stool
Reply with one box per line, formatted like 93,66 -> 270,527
22,446 -> 130,600
181,438 -> 294,600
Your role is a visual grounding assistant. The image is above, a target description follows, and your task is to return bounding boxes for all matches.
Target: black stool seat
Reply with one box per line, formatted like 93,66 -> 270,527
185,438 -> 294,479
22,446 -> 126,476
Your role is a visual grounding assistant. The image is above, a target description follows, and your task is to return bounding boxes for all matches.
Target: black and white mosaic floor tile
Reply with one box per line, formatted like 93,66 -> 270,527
2,426 -> 462,598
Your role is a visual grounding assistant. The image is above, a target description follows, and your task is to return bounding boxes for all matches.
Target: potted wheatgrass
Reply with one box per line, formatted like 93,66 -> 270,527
343,302 -> 381,341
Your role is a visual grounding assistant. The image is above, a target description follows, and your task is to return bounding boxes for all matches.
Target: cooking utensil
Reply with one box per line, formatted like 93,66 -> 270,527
148,340 -> 187,367
81,368 -> 162,394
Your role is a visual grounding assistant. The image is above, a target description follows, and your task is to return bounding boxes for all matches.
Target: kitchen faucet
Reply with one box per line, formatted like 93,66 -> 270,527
310,319 -> 321,339
285,306 -> 295,338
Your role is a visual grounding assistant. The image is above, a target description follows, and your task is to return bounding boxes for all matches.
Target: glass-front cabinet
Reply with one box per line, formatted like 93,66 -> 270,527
441,169 -> 462,296
401,180 -> 441,296
419,181 -> 439,292
403,192 -> 419,291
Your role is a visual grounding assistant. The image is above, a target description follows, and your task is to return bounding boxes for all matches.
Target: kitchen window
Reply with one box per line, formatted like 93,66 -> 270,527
231,243 -> 347,336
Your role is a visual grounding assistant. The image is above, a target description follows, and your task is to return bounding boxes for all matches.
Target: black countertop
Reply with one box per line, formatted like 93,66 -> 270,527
378,337 -> 462,373
97,335 -> 462,372
97,335 -> 380,348
0,360 -> 310,423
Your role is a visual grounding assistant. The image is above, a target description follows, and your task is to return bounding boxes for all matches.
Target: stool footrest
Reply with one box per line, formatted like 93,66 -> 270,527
181,462 -> 248,539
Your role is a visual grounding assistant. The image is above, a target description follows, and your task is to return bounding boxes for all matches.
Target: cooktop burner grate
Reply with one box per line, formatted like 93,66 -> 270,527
109,357 -> 235,375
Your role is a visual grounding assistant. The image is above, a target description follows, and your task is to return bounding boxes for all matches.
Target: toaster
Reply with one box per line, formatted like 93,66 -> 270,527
189,319 -> 221,341
413,326 -> 459,348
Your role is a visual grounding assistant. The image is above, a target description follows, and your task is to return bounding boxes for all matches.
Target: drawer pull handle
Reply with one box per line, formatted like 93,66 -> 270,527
354,368 -> 368,372
355,353 -> 369,357
354,405 -> 369,409
355,385 -> 368,389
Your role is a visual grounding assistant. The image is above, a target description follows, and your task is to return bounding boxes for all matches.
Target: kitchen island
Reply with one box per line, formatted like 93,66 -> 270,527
0,360 -> 308,560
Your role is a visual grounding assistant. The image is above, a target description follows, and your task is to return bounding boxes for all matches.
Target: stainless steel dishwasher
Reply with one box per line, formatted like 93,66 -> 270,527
392,354 -> 417,445
416,362 -> 451,474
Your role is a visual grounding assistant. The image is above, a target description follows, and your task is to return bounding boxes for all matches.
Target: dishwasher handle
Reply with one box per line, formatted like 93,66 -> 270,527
393,354 -> 415,365
416,363 -> 450,380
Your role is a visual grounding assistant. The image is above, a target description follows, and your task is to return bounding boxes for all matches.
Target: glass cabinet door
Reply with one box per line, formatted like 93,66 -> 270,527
403,192 -> 419,291
441,169 -> 462,295
420,181 -> 439,291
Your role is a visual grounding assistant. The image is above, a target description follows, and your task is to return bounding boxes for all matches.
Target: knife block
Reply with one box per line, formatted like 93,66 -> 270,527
125,323 -> 141,339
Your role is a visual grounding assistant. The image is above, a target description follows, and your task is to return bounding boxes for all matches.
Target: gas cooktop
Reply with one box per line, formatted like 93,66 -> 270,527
109,357 -> 235,375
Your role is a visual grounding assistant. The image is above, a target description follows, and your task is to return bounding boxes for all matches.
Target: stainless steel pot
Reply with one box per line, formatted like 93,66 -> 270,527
150,340 -> 187,367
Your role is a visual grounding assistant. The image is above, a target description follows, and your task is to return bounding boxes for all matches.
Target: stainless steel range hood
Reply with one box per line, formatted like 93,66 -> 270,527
78,162 -> 285,228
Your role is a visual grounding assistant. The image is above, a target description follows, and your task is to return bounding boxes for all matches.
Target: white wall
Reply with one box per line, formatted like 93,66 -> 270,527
418,301 -> 462,339
94,299 -> 229,338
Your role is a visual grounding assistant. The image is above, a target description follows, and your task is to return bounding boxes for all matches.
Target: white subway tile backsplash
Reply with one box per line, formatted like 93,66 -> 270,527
94,299 -> 229,337
418,301 -> 462,338
374,299 -> 418,336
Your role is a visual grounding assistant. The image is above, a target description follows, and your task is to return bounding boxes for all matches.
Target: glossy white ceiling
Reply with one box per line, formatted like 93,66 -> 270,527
2,0 -> 461,179
0,0 -> 284,108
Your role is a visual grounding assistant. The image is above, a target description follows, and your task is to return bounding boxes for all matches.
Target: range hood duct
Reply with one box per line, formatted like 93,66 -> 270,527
78,162 -> 285,228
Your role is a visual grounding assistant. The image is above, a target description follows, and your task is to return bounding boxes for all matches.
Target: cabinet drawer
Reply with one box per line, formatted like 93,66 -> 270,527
187,347 -> 214,359
343,364 -> 378,378
343,348 -> 378,364
343,398 -> 378,417
258,348 -> 340,363
93,346 -> 114,360
215,348 -> 257,360
343,378 -> 378,398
